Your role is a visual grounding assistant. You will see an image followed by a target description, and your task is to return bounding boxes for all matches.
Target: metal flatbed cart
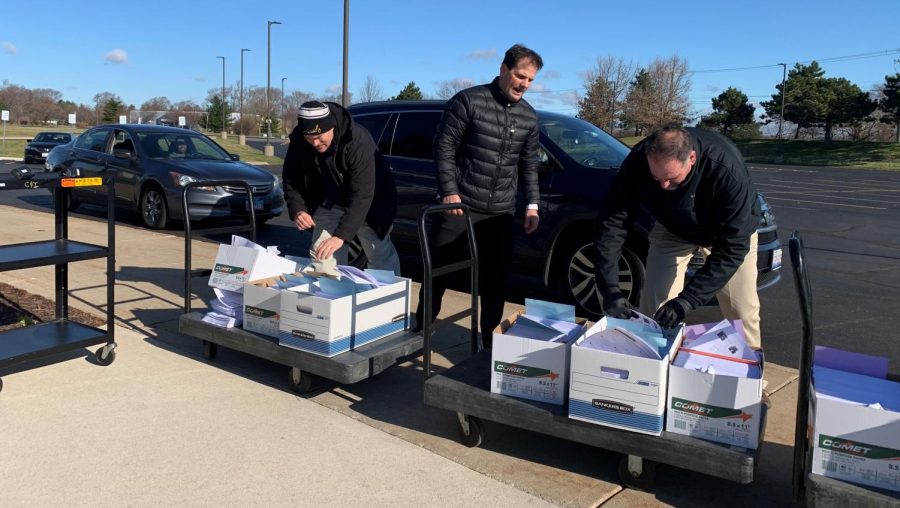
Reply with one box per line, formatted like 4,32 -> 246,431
177,180 -> 421,393
0,170 -> 116,393
419,203 -> 767,490
789,232 -> 900,506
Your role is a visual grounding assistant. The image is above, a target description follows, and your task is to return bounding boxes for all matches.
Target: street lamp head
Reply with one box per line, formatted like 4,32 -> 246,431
269,20 -> 282,26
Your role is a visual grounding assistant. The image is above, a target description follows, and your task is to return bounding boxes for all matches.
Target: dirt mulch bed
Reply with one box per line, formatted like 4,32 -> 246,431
0,282 -> 106,332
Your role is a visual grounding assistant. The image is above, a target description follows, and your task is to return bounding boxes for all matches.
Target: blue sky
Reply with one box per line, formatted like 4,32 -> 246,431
2,0 -> 898,118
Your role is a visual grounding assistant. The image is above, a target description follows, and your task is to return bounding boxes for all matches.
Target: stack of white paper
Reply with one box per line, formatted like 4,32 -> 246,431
204,287 -> 243,328
578,311 -> 669,359
674,320 -> 761,378
814,366 -> 900,410
503,299 -> 582,343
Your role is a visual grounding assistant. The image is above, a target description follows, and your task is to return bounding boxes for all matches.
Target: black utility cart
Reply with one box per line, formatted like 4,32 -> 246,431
418,203 -> 767,490
177,180 -> 422,393
0,170 -> 116,393
789,232 -> 900,506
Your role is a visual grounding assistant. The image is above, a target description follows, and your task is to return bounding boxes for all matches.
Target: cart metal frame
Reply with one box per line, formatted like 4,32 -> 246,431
788,232 -> 900,506
419,204 -> 766,489
178,180 -> 422,393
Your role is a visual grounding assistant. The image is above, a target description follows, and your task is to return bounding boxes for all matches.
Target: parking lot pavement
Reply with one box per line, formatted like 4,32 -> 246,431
0,203 -> 815,507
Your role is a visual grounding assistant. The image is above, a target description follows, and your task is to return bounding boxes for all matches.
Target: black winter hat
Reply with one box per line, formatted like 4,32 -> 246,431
297,101 -> 336,135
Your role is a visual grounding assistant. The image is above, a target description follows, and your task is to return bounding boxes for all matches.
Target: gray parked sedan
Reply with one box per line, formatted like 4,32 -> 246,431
46,124 -> 284,229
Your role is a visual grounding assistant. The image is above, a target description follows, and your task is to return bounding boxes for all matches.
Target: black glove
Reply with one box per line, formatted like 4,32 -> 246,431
602,292 -> 637,319
653,297 -> 693,329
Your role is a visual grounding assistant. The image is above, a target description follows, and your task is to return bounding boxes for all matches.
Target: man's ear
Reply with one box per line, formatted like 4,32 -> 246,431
688,150 -> 697,166
500,63 -> 509,76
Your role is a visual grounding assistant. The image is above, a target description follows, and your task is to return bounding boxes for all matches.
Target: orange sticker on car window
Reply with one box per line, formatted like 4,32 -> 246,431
60,178 -> 103,187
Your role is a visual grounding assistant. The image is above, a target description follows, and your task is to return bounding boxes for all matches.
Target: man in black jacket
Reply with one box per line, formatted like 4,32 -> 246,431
282,101 -> 400,275
594,124 -> 763,348
414,44 -> 543,347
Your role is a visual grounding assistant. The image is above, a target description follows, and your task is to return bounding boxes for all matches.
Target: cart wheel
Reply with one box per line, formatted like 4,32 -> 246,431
95,345 -> 116,366
618,455 -> 657,490
0,377 -> 3,393
202,341 -> 218,361
288,368 -> 314,394
457,414 -> 485,448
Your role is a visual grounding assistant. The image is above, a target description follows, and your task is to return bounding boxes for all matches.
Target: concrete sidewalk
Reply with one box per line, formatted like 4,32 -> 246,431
0,205 -> 802,507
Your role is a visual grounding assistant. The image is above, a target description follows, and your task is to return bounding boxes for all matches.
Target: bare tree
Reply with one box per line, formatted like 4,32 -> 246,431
644,55 -> 692,128
358,75 -> 384,103
436,78 -> 476,99
576,56 -> 634,132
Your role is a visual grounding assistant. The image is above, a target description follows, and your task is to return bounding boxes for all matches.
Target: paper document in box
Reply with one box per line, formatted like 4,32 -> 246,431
814,366 -> 900,410
579,326 -> 662,359
504,299 -> 582,343
673,351 -> 761,378
682,319 -> 756,361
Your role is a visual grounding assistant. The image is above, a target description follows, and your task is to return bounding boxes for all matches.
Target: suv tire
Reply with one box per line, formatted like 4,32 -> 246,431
559,240 -> 645,319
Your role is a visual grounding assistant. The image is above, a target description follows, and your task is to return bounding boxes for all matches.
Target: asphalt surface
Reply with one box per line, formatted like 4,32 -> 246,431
2,159 -> 898,371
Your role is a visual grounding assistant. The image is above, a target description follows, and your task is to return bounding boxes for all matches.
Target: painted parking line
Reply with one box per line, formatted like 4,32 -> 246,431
756,185 -> 900,205
762,195 -> 888,210
766,178 -> 899,191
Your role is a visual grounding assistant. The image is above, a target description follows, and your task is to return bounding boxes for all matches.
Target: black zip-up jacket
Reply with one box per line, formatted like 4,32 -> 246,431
594,128 -> 761,309
282,102 -> 397,240
435,78 -> 541,214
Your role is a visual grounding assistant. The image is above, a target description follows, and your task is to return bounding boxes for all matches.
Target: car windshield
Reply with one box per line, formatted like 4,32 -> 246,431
137,132 -> 232,160
539,115 -> 630,169
35,133 -> 71,143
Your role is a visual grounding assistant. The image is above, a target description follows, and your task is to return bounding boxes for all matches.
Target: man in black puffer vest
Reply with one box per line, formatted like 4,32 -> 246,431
415,44 -> 543,348
282,101 -> 400,275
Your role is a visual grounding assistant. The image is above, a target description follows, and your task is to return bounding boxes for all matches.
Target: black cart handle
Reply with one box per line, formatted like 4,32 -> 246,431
418,203 -> 479,380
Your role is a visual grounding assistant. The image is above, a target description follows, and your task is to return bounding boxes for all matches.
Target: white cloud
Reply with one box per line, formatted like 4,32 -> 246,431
104,48 -> 128,64
194,76 -> 207,82
541,70 -> 561,80
325,84 -> 342,94
529,83 -> 549,93
2,42 -> 16,54
467,48 -> 497,61
557,91 -> 581,107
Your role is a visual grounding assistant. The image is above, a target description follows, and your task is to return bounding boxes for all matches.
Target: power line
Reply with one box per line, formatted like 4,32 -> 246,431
689,48 -> 900,74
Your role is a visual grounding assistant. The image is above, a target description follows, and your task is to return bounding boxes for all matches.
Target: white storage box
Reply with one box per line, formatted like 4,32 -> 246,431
242,278 -> 284,338
809,348 -> 900,492
568,317 -> 683,435
490,310 -> 586,406
208,244 -> 296,292
665,321 -> 764,450
278,276 -> 411,357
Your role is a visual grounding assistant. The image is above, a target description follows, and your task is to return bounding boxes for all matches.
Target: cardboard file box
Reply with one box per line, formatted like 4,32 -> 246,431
242,278 -> 284,338
208,244 -> 296,292
277,277 -> 411,357
809,348 -> 900,493
665,321 -> 764,450
490,311 -> 587,406
568,318 -> 683,436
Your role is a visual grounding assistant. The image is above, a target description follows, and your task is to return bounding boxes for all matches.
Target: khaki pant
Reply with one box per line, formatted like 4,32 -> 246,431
639,224 -> 761,348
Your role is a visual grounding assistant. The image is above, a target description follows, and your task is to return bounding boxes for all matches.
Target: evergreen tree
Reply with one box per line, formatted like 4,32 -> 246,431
699,87 -> 755,137
203,95 -> 232,132
102,98 -> 125,123
762,62 -> 828,138
819,77 -> 876,141
621,69 -> 654,136
879,73 -> 900,142
577,75 -> 616,131
391,82 -> 424,100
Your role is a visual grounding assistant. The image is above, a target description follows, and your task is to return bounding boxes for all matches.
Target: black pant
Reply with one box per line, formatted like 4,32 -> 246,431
415,210 -> 514,346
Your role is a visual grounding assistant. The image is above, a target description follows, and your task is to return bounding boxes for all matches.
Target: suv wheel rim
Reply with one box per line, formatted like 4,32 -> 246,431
568,243 -> 635,317
143,190 -> 163,225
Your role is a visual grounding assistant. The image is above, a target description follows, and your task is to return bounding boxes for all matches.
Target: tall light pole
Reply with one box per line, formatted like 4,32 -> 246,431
216,56 -> 225,138
342,0 -> 350,107
777,63 -> 787,140
240,48 -> 250,141
266,20 -> 282,155
281,77 -> 287,138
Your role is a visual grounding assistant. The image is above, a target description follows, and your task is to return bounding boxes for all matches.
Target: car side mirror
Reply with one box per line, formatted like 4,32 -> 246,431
230,153 -> 240,161
26,138 -> 32,143
113,149 -> 134,159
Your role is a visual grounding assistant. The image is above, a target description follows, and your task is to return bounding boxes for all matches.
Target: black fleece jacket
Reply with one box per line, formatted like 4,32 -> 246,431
435,77 -> 541,214
594,128 -> 761,309
282,102 -> 397,240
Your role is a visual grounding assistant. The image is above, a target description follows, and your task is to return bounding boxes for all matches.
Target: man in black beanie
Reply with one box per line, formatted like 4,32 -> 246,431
282,101 -> 400,274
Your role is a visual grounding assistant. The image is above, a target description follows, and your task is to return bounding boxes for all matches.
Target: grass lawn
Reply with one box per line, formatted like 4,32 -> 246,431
0,125 -> 282,165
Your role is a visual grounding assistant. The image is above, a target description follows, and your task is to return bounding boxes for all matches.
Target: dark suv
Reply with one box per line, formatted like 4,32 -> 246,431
348,100 -> 781,318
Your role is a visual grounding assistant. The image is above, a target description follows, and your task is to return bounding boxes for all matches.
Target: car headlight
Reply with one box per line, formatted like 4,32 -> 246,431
274,175 -> 282,190
170,171 -> 216,191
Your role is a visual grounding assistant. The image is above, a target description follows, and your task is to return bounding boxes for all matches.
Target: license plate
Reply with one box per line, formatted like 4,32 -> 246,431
244,198 -> 265,211
42,152 -> 49,158
771,248 -> 782,270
